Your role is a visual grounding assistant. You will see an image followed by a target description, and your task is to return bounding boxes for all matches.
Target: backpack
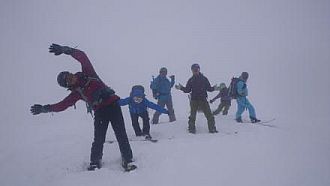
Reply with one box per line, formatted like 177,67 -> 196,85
150,76 -> 159,99
130,85 -> 145,97
228,77 -> 242,99
73,74 -> 115,116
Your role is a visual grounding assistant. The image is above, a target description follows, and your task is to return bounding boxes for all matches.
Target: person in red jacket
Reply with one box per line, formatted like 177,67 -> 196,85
30,44 -> 136,172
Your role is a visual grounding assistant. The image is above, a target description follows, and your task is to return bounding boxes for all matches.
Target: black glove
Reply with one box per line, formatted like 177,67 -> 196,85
49,43 -> 73,55
30,104 -> 51,115
169,75 -> 175,80
175,84 -> 183,90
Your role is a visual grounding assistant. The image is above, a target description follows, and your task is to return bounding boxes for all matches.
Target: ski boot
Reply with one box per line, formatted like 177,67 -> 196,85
135,132 -> 143,137
250,117 -> 261,123
236,117 -> 242,123
152,118 -> 159,124
169,114 -> 176,122
87,160 -> 102,171
209,128 -> 218,133
122,160 -> 137,172
145,134 -> 152,140
188,128 -> 196,134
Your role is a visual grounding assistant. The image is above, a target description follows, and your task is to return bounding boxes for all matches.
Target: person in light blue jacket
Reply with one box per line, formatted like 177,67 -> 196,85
235,72 -> 260,123
150,67 -> 176,124
118,85 -> 169,139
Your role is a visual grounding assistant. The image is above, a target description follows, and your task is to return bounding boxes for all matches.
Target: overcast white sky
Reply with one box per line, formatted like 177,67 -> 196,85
0,0 -> 329,123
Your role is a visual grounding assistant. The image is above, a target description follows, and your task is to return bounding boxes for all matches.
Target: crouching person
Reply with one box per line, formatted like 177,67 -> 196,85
118,85 -> 169,140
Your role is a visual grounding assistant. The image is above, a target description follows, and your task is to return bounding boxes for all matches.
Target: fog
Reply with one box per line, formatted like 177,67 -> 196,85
0,0 -> 329,185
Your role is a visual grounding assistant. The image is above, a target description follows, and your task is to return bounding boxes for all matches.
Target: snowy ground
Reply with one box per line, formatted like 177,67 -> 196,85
1,106 -> 330,186
1,0 -> 330,186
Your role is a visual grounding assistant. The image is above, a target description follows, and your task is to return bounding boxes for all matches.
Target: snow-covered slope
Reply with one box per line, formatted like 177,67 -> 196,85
1,112 -> 330,186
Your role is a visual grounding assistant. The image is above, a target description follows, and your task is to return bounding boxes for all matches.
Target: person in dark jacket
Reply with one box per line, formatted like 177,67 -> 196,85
30,44 -> 136,172
118,85 -> 169,140
210,83 -> 231,115
175,64 -> 218,134
150,67 -> 176,124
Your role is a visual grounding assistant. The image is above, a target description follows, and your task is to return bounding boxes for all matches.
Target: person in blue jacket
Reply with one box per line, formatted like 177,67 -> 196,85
235,72 -> 260,123
118,85 -> 169,139
150,67 -> 176,124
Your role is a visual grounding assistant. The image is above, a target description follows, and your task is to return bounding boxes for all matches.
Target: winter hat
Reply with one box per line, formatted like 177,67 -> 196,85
159,67 -> 167,73
57,71 -> 70,88
130,85 -> 145,97
241,72 -> 249,81
219,83 -> 226,90
191,63 -> 200,70
131,89 -> 145,97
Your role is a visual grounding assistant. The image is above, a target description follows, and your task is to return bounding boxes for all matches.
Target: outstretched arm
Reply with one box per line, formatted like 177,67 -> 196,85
145,99 -> 168,114
49,43 -> 97,77
31,92 -> 81,115
48,92 -> 81,112
71,49 -> 97,77
169,75 -> 175,88
117,97 -> 131,106
179,79 -> 192,93
210,92 -> 221,103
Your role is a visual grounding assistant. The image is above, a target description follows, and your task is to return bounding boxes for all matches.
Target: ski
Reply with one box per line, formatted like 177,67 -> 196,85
143,138 -> 158,143
106,138 -> 158,144
243,118 -> 276,128
219,130 -> 238,135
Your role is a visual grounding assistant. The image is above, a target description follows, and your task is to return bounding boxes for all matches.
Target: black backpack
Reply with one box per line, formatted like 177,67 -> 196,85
228,77 -> 243,99
73,73 -> 115,117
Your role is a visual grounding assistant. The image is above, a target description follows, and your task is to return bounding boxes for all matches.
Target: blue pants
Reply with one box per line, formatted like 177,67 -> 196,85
235,97 -> 256,119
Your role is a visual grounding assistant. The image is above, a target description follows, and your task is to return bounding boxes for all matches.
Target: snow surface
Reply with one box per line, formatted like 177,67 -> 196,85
1,0 -> 330,186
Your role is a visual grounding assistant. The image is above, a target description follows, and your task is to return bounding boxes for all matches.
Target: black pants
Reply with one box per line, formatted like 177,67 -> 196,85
213,101 -> 231,115
90,103 -> 133,164
130,111 -> 150,136
152,97 -> 176,123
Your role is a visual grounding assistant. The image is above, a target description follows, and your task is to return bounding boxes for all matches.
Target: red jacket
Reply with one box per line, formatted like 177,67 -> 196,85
49,49 -> 119,112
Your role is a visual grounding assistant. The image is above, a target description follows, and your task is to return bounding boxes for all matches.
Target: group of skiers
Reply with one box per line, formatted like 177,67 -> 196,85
30,44 -> 260,172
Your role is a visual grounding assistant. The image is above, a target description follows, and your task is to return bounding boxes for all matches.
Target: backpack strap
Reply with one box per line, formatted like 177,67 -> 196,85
74,76 -> 103,117
75,85 -> 94,117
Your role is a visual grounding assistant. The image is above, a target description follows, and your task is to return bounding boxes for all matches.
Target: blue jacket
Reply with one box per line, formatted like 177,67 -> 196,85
151,75 -> 175,101
118,96 -> 168,114
236,79 -> 248,97
236,78 -> 251,106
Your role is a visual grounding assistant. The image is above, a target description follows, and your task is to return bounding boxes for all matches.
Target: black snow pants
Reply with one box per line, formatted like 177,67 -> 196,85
130,111 -> 150,136
90,102 -> 133,164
